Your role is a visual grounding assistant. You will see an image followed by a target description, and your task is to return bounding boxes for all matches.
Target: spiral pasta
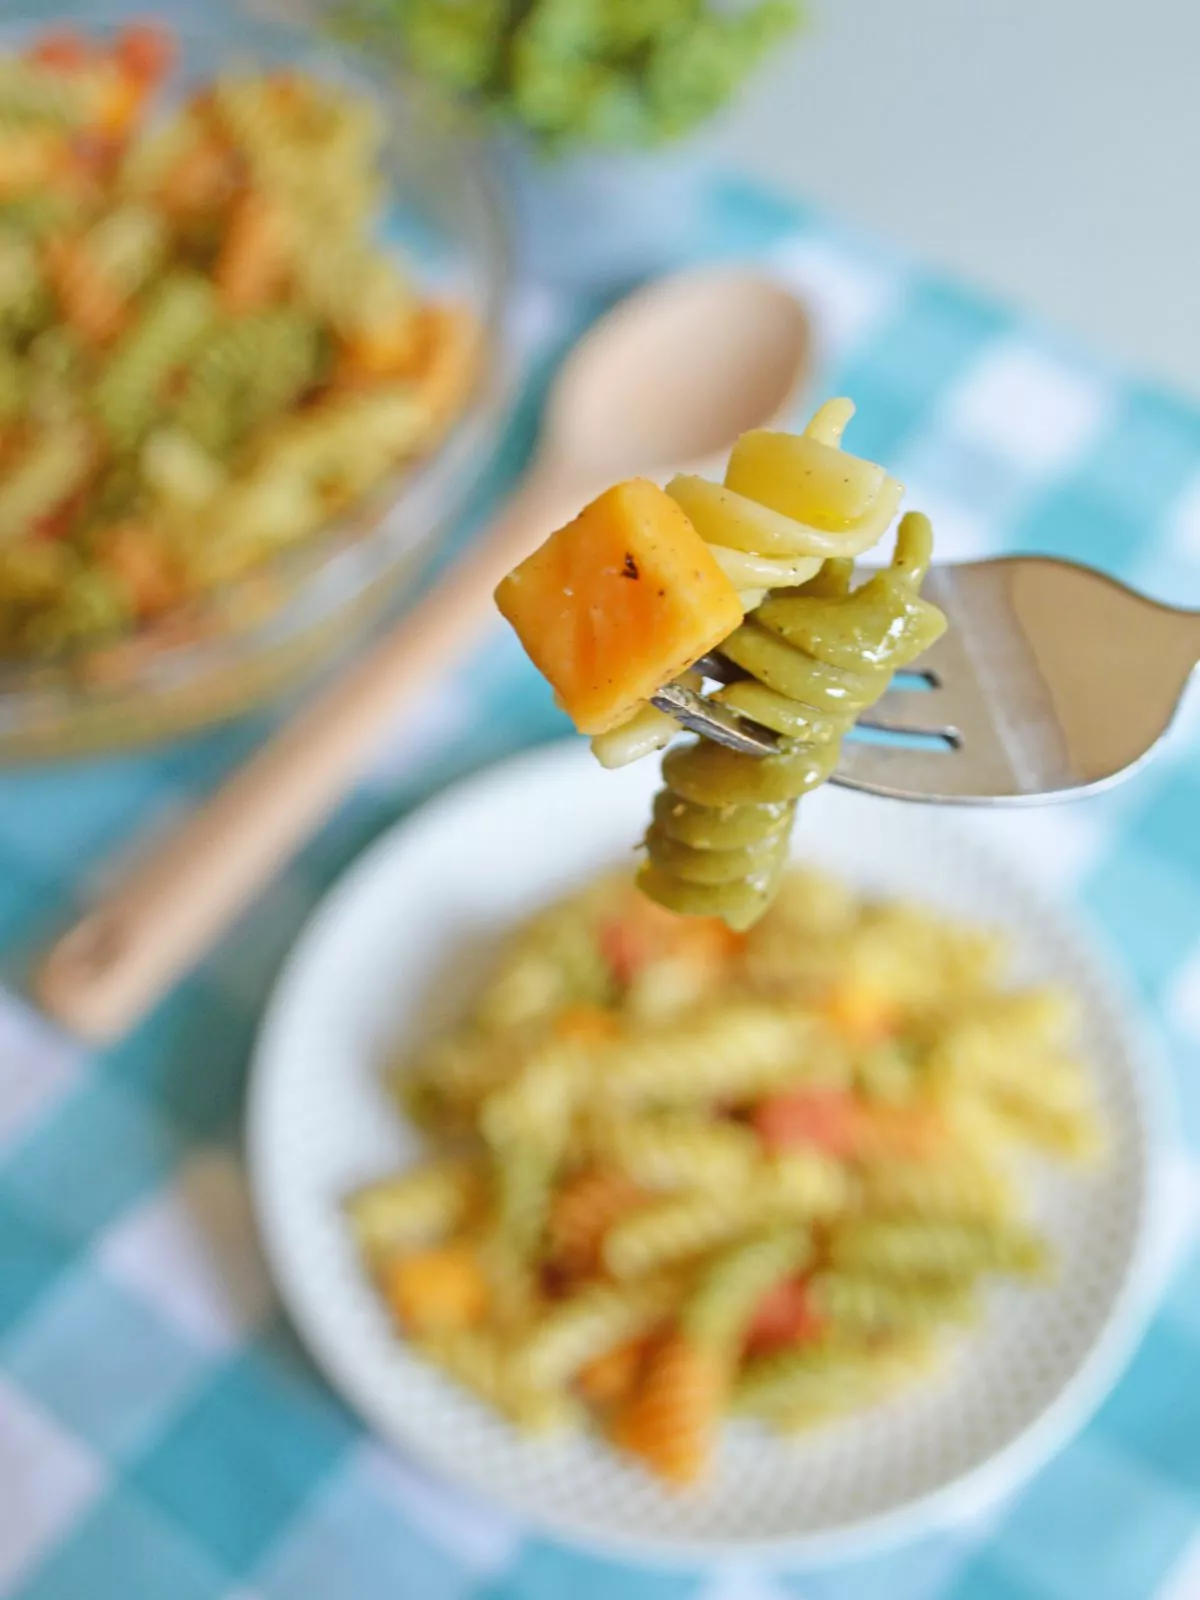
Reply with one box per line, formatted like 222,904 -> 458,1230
805,1270 -> 980,1337
94,272 -> 215,447
610,1330 -> 724,1485
0,56 -> 97,128
344,1158 -> 481,1263
417,1327 -> 575,1434
547,1167 -> 645,1276
735,1333 -> 935,1428
683,1227 -> 811,1354
174,308 -> 324,457
348,867 -> 1103,1486
0,421 -> 93,540
497,400 -> 946,928
0,231 -> 45,334
594,1005 -> 845,1109
514,1277 -> 675,1389
829,1218 -> 1050,1281
641,510 -> 946,929
586,1111 -> 761,1190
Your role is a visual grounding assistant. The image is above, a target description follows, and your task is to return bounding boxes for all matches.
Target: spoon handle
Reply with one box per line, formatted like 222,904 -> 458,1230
35,464 -> 584,1043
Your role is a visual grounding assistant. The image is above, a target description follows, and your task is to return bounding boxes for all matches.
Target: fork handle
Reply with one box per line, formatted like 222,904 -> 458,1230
34,464 -> 585,1043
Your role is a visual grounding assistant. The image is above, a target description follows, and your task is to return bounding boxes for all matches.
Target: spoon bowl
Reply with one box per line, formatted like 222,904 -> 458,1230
540,268 -> 811,480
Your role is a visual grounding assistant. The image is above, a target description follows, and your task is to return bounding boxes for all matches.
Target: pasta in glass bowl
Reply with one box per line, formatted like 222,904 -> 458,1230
0,8 -> 508,759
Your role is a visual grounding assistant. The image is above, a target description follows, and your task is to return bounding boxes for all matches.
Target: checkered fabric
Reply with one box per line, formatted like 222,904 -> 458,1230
2,180 -> 1200,1600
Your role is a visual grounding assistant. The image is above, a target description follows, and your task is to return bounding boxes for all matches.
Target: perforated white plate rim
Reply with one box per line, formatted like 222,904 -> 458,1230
247,739 -> 1172,1565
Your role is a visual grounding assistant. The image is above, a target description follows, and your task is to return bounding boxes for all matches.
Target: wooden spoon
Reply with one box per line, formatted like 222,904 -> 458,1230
36,268 -> 811,1041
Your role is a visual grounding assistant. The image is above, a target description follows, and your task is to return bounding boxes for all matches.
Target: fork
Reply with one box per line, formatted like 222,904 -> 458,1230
651,556 -> 1200,802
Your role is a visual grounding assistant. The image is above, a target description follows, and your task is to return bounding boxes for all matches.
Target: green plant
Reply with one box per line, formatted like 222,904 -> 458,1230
335,0 -> 802,151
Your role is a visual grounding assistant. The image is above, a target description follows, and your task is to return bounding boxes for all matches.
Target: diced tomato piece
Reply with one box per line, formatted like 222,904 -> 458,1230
31,503 -> 76,542
599,915 -> 655,985
31,29 -> 91,72
116,22 -> 176,85
744,1277 -> 825,1357
600,894 -> 739,986
31,483 -> 89,542
753,1088 -> 860,1157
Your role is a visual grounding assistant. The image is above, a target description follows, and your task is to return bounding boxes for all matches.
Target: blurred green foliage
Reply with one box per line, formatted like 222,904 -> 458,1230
333,0 -> 802,152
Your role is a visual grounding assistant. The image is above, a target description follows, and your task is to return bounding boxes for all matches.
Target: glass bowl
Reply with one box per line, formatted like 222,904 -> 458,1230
0,7 -> 510,761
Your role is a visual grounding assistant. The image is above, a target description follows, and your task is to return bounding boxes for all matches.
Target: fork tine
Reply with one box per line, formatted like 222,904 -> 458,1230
833,739 -> 1015,802
857,687 -> 959,739
650,682 -> 778,757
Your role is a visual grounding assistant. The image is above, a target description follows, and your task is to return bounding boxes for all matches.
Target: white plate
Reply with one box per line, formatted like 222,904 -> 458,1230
248,740 -> 1169,1563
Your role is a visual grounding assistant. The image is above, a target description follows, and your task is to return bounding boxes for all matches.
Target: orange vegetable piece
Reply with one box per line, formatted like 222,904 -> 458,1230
599,892 -> 740,985
158,137 -> 238,220
547,1169 -> 643,1278
30,29 -> 92,72
576,1337 -> 647,1406
99,525 -> 183,618
753,1088 -> 860,1158
744,1276 -> 825,1357
117,22 -> 176,86
93,71 -> 146,139
32,483 -> 90,543
42,236 -> 127,347
337,310 -> 421,385
496,479 -> 744,737
410,303 -> 480,432
382,1243 -> 489,1336
214,190 -> 290,313
610,1331 -> 724,1487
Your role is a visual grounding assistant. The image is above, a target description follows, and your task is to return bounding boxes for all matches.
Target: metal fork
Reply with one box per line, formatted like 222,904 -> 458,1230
650,556 -> 1200,803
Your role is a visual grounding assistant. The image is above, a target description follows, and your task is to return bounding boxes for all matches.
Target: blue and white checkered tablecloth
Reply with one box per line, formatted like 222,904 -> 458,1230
3,179 -> 1200,1600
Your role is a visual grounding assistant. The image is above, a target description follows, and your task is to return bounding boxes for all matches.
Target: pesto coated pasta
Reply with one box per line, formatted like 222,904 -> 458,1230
496,401 -> 947,929
347,868 -> 1104,1488
0,24 -> 477,658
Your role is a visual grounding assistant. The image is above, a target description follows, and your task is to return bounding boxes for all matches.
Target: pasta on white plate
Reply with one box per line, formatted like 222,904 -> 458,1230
346,867 -> 1104,1489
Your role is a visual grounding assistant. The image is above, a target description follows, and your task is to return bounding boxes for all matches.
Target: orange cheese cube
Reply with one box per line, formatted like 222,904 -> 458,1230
382,1244 -> 489,1335
495,478 -> 743,736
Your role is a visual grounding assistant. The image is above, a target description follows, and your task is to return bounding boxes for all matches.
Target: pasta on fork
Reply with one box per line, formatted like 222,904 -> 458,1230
495,401 -> 946,928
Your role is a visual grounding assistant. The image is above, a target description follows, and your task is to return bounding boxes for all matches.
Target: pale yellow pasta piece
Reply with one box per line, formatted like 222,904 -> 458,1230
807,1270 -> 980,1336
417,1327 -> 578,1435
596,1006 -> 845,1110
603,1151 -> 844,1279
604,1192 -> 750,1279
513,1278 -> 675,1390
585,1111 -> 760,1191
344,1159 -> 480,1262
736,1332 -> 938,1429
480,1045 -> 585,1150
856,1154 -> 1015,1222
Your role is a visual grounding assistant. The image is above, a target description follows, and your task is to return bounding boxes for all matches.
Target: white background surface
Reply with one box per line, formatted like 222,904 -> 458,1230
721,0 -> 1200,399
